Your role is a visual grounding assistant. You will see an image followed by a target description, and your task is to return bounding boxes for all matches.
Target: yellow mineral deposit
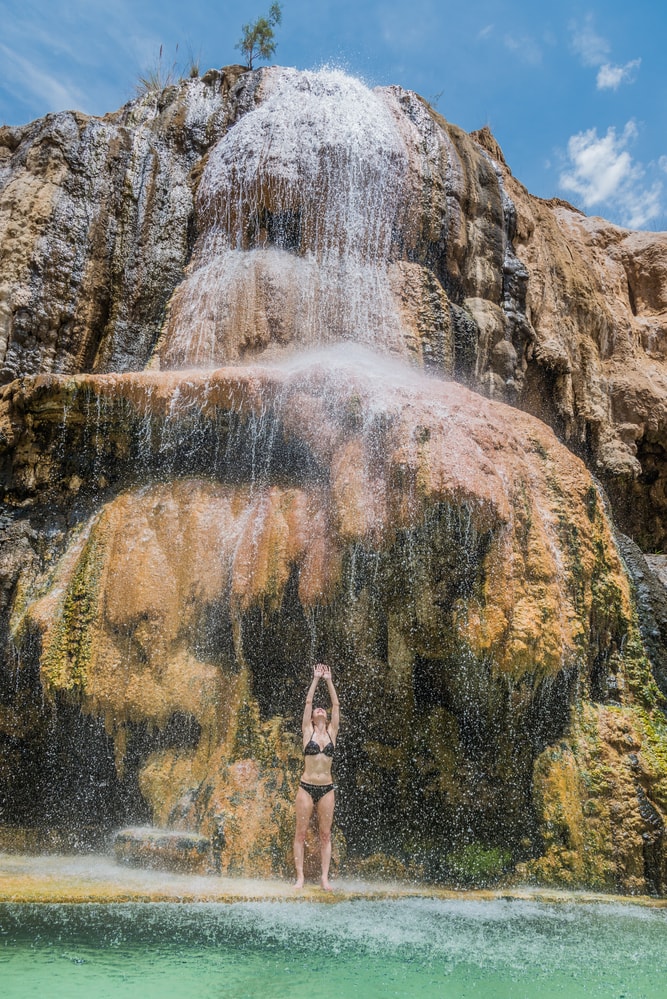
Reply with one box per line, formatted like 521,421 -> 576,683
1,65 -> 666,894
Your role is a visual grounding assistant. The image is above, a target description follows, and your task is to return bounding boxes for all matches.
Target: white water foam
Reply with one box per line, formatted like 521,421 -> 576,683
159,68 -> 419,367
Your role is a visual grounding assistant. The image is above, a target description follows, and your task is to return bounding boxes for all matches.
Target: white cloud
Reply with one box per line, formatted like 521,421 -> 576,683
570,14 -> 610,67
503,33 -> 542,66
570,14 -> 640,91
0,43 -> 89,113
615,184 -> 663,229
0,0 -> 163,121
477,24 -> 494,41
596,58 -> 641,90
559,121 -> 663,229
561,122 -> 637,203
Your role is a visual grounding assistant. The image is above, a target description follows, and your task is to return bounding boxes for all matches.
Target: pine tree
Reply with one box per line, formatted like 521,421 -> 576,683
236,3 -> 283,70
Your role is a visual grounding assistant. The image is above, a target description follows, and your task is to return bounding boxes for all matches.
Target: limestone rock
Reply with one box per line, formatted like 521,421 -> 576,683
2,351 -> 660,886
114,826 -> 215,875
0,69 -> 244,381
3,67 -> 665,552
502,188 -> 667,549
1,66 -> 667,892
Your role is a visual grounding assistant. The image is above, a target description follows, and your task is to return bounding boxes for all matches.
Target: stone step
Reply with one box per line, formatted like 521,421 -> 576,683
113,827 -> 215,876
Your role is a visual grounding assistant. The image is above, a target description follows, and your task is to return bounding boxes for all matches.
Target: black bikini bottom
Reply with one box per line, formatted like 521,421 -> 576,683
300,781 -> 334,804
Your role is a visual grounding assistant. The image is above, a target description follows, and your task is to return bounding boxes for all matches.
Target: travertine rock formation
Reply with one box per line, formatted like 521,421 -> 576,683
1,65 -> 666,890
2,353 -> 659,884
487,136 -> 667,550
0,66 -> 247,380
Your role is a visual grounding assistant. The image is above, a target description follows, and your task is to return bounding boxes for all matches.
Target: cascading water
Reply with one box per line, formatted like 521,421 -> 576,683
2,64 -> 667,908
3,896 -> 667,999
155,68 -> 450,369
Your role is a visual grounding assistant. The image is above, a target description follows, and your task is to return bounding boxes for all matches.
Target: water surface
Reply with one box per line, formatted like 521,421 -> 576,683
2,898 -> 665,998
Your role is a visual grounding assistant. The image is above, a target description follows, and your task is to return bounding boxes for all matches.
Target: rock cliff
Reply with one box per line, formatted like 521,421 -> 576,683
1,65 -> 666,891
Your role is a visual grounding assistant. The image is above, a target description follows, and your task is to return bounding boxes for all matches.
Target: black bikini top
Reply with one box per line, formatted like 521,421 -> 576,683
303,727 -> 335,758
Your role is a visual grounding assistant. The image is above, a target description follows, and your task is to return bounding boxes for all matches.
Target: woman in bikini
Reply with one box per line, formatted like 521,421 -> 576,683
293,663 -> 340,890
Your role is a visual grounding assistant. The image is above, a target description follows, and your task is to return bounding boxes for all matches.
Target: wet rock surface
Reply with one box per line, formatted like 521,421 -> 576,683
2,67 -> 666,547
616,537 -> 667,696
0,67 -> 246,381
114,826 -> 214,874
1,66 -> 667,894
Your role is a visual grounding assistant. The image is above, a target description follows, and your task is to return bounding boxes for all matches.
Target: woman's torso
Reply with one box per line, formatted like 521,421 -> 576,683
301,727 -> 335,785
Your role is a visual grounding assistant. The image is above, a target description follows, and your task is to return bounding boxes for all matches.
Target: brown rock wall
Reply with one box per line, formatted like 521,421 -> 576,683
1,66 -> 667,890
3,355 -> 659,882
3,68 -> 666,548
502,178 -> 667,547
0,71 -> 247,382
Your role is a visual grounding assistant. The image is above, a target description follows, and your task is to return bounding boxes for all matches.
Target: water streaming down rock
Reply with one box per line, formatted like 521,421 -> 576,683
155,68 -> 454,370
1,65 -> 667,892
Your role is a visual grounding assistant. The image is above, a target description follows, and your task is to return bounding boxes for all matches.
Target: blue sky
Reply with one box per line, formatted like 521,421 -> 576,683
1,0 -> 665,230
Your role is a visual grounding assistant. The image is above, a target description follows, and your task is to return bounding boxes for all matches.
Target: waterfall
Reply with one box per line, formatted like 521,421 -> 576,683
156,68 -> 418,368
2,64 -> 663,894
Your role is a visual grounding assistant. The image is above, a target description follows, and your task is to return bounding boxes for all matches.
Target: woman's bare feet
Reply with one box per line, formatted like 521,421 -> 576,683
293,877 -> 305,889
320,878 -> 334,891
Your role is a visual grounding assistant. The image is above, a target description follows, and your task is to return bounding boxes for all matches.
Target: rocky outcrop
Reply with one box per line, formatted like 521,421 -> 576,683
1,65 -> 667,891
2,351 -> 665,887
0,67 -> 248,381
2,67 -> 665,551
114,826 -> 215,874
498,175 -> 667,550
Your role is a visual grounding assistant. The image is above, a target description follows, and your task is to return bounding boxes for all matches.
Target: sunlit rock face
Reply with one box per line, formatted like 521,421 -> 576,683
2,351 -> 664,886
0,67 -> 246,381
155,69 -> 455,370
1,66 -> 667,890
493,151 -> 667,551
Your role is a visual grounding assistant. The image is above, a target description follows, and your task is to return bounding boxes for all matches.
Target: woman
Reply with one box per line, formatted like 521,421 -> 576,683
293,663 -> 340,890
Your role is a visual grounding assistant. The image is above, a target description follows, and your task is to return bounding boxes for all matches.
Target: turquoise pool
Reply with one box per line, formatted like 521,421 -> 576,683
1,898 -> 665,998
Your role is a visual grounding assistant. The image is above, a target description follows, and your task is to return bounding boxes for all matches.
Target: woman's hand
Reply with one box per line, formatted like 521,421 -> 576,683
313,663 -> 327,679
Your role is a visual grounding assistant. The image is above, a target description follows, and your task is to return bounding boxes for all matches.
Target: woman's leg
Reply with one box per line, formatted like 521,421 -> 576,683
293,785 -> 314,888
316,789 -> 335,889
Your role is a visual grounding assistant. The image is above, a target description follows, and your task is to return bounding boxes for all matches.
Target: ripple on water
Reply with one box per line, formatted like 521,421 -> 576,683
1,899 -> 667,998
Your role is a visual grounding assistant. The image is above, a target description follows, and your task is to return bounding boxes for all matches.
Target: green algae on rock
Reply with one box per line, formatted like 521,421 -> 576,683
1,66 -> 667,894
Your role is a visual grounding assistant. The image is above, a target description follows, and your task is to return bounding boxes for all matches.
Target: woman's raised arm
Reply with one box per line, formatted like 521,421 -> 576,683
301,666 -> 323,737
323,667 -> 340,739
